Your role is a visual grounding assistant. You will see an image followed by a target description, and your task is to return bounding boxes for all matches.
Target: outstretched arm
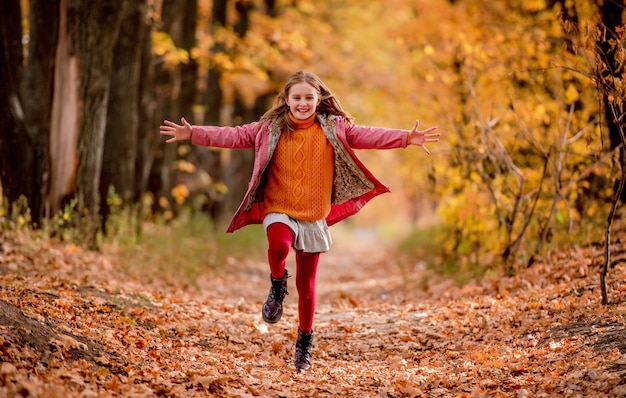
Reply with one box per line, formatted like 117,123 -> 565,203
160,117 -> 192,143
408,120 -> 440,155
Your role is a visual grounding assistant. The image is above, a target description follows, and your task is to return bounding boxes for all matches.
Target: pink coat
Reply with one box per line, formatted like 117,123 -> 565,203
191,114 -> 409,232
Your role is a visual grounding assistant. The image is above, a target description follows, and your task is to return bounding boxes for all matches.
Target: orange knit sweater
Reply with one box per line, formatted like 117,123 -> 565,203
263,113 -> 334,221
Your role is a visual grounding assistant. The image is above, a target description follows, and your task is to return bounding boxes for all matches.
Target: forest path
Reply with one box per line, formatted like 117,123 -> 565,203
2,228 -> 626,397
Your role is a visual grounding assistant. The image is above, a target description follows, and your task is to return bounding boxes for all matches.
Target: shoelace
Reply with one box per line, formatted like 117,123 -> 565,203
269,282 -> 288,300
296,334 -> 312,353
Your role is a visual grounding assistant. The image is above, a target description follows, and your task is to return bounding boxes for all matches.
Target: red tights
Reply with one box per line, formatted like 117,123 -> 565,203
266,222 -> 320,333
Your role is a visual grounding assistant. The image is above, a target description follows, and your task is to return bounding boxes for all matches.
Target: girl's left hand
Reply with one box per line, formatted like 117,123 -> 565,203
408,120 -> 440,155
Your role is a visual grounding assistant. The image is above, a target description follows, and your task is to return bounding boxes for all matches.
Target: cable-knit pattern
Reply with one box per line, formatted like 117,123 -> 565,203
263,113 -> 334,221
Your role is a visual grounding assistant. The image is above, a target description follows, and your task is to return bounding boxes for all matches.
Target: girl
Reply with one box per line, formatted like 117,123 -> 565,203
159,70 -> 440,371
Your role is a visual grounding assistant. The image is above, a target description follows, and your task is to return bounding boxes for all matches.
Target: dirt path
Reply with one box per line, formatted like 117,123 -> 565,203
2,228 -> 626,397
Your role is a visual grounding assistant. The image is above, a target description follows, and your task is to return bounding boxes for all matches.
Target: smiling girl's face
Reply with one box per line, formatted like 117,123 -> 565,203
285,82 -> 320,120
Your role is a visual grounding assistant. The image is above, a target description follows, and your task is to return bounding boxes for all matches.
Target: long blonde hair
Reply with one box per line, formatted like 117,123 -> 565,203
260,70 -> 353,132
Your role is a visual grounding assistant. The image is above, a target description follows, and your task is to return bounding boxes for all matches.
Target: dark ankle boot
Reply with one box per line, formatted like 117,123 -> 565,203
262,270 -> 289,324
294,329 -> 313,371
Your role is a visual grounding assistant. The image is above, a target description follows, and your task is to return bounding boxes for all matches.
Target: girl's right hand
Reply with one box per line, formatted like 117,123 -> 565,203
159,117 -> 192,143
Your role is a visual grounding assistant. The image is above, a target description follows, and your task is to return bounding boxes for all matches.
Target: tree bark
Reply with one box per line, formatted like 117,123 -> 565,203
136,18 -> 158,205
20,0 -> 59,223
598,1 -> 626,304
599,0 -> 626,204
180,0 -> 198,120
0,0 -> 30,216
49,0 -> 80,218
67,0 -> 127,246
0,0 -> 58,225
147,0 -> 193,216
203,0 -> 227,126
195,0 -> 228,222
100,0 -> 150,231
599,0 -> 624,152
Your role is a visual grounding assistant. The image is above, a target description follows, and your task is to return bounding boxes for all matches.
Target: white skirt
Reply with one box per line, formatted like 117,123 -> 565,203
263,212 -> 332,253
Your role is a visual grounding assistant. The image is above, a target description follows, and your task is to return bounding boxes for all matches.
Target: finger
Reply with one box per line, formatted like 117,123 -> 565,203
419,126 -> 438,134
163,120 -> 178,127
165,137 -> 177,143
422,145 -> 431,155
182,117 -> 194,131
413,120 -> 420,132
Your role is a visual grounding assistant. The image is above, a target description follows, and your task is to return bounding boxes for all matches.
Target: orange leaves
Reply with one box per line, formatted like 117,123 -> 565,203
5,228 -> 626,396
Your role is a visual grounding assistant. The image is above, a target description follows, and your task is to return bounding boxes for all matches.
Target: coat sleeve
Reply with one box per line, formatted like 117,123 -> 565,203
191,122 -> 262,149
343,122 -> 409,150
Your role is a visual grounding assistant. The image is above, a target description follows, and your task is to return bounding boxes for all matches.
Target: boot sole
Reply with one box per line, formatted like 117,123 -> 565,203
262,316 -> 280,324
262,310 -> 282,324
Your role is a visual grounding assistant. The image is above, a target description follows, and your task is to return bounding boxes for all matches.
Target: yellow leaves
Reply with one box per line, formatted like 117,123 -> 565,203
564,83 -> 580,104
151,31 -> 190,69
533,103 -> 551,124
526,0 -> 547,12
296,1 -> 316,15
176,160 -> 196,174
228,69 -> 271,108
210,52 -> 233,71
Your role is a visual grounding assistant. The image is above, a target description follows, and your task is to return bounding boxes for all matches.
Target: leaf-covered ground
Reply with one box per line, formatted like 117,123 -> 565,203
2,227 -> 626,397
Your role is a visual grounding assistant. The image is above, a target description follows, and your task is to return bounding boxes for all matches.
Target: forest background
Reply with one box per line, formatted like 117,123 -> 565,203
3,0 -> 625,278
1,0 -> 626,396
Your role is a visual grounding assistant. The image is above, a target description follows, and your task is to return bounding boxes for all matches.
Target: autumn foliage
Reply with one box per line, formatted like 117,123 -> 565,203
2,0 -> 626,395
150,0 -> 623,276
1,0 -> 623,277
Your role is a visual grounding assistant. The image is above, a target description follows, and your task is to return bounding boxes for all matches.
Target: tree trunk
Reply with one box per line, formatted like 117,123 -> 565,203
195,0 -> 228,223
599,0 -> 624,152
67,0 -> 127,246
136,21 -> 157,205
20,0 -> 59,223
599,0 -> 626,202
598,0 -> 626,304
0,0 -> 58,225
49,0 -> 80,218
147,0 -> 195,217
203,0 -> 226,126
0,0 -> 30,216
100,0 -> 150,232
180,0 -> 198,120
